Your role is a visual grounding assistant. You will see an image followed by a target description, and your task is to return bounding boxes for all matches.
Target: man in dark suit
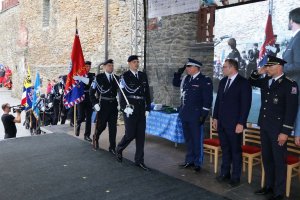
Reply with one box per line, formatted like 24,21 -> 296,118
213,58 -> 252,187
90,59 -> 119,154
250,56 -> 298,200
115,55 -> 151,171
283,7 -> 300,146
173,58 -> 213,172
73,61 -> 95,141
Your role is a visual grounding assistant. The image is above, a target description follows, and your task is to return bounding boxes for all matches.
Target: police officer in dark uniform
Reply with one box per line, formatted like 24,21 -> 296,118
74,61 -> 95,141
51,75 -> 64,125
249,55 -> 298,200
90,59 -> 119,154
173,58 -> 213,172
115,55 -> 151,171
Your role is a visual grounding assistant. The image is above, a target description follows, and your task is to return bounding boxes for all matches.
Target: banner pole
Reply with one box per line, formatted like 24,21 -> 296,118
74,104 -> 77,135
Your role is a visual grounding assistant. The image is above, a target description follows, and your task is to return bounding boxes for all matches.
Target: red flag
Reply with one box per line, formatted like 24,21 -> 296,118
258,14 -> 275,66
63,32 -> 87,108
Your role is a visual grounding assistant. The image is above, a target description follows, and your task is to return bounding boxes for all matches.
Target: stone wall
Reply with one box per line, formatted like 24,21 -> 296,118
0,0 -> 132,97
146,12 -> 214,107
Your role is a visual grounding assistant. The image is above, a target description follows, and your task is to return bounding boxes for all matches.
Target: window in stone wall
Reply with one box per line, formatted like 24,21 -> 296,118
42,0 -> 50,27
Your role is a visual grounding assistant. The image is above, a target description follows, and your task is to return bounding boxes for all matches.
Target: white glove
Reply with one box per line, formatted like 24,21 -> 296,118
41,106 -> 45,112
73,76 -> 89,85
145,111 -> 149,117
94,104 -> 100,112
48,102 -> 53,108
124,106 -> 134,117
59,89 -> 63,94
265,45 -> 276,52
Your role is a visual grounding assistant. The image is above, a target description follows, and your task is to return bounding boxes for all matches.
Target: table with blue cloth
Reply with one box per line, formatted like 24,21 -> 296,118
146,111 -> 185,144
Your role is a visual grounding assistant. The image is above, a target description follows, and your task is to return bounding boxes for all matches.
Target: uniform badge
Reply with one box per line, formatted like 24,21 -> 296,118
291,87 -> 297,94
273,98 -> 279,104
278,79 -> 282,83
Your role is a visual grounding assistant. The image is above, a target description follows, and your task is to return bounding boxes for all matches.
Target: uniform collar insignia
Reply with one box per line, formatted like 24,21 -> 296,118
278,78 -> 282,83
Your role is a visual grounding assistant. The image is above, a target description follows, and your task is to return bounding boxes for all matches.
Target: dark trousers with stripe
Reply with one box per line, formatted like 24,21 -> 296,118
94,100 -> 118,150
218,124 -> 242,181
260,129 -> 287,196
77,98 -> 93,137
181,120 -> 204,167
117,102 -> 146,164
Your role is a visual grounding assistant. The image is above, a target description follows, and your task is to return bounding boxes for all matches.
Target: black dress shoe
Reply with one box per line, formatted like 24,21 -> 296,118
136,163 -> 150,171
194,166 -> 201,172
268,195 -> 284,200
216,174 -> 231,182
116,150 -> 122,162
84,136 -> 92,142
254,187 -> 273,195
109,148 -> 116,155
228,179 -> 240,187
178,163 -> 194,169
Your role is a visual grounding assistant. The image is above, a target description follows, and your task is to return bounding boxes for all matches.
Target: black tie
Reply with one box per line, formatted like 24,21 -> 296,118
269,78 -> 275,88
224,78 -> 231,93
135,73 -> 138,79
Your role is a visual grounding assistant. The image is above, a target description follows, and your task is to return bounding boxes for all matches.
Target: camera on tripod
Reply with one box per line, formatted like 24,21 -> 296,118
10,105 -> 25,113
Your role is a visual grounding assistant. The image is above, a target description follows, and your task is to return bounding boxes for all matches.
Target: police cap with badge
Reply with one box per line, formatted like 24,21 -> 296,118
264,55 -> 287,67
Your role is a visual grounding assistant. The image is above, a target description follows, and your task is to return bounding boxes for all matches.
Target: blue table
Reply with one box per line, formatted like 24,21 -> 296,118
146,111 -> 185,144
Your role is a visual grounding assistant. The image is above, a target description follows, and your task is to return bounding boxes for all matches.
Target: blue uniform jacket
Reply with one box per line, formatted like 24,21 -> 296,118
173,72 -> 213,122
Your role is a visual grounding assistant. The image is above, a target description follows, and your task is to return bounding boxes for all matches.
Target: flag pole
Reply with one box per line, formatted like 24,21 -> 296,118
74,104 -> 77,135
74,17 -> 78,135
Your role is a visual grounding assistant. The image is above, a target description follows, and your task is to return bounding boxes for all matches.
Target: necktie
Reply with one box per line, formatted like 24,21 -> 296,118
269,78 -> 275,88
135,73 -> 138,79
190,76 -> 193,82
224,78 -> 231,93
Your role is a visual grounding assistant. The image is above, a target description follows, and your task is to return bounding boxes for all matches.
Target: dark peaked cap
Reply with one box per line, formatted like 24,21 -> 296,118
264,55 -> 287,66
185,58 -> 203,68
103,59 -> 114,65
85,61 -> 92,65
127,55 -> 139,62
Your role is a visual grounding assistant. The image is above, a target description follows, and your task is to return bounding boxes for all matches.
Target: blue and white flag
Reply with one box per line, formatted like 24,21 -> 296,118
32,72 -> 41,120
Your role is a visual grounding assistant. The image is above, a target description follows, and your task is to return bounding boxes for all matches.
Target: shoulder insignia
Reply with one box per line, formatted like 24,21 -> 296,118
291,87 -> 297,94
286,76 -> 295,82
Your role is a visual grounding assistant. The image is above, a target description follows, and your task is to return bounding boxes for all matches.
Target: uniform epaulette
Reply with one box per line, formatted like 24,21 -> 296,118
286,76 -> 295,83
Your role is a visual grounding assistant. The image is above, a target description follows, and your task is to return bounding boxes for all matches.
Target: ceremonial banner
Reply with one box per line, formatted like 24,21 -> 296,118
258,13 -> 275,67
32,72 -> 41,119
63,27 -> 87,108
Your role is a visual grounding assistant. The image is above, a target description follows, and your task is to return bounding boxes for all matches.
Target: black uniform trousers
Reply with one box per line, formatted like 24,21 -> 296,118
117,101 -> 146,164
53,99 -> 60,125
218,124 -> 242,181
94,99 -> 118,150
260,128 -> 287,196
77,95 -> 93,137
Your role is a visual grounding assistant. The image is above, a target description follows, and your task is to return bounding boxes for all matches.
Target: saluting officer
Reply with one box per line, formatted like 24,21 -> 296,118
173,58 -> 213,172
90,59 -> 119,154
115,55 -> 151,171
73,61 -> 95,142
249,55 -> 299,200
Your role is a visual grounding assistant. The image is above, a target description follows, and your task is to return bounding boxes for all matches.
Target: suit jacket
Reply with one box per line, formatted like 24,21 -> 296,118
283,30 -> 300,136
213,74 -> 252,130
249,71 -> 299,135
